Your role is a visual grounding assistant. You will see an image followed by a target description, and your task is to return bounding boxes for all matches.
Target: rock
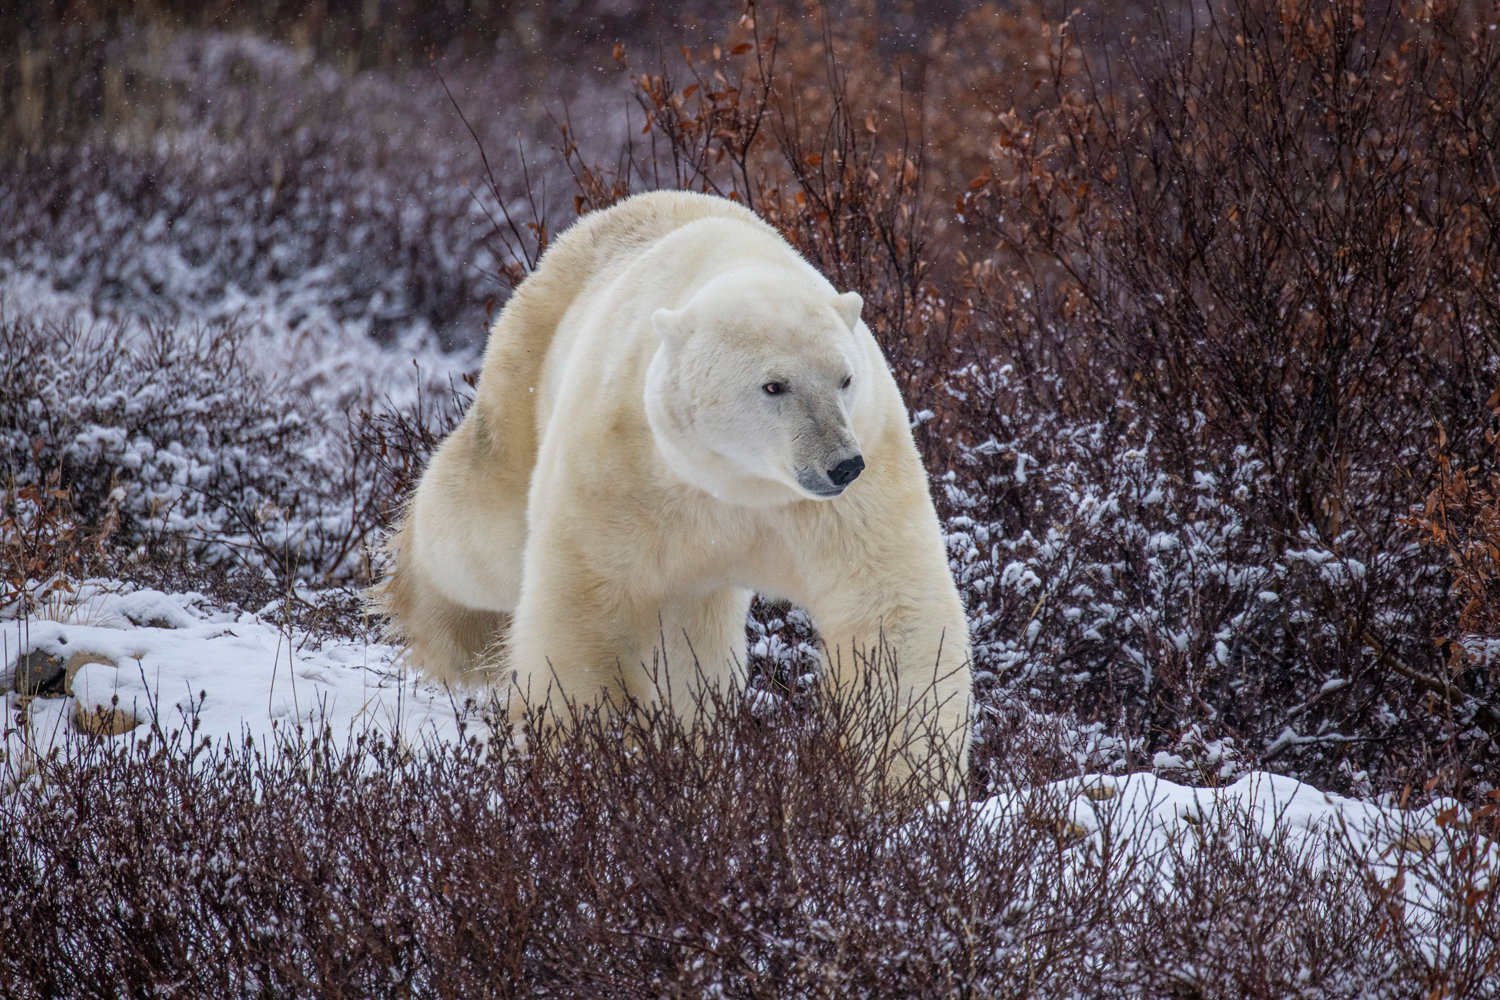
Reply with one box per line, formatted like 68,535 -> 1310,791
1027,811 -> 1089,843
1393,833 -> 1435,854
63,652 -> 116,697
69,656 -> 142,737
73,701 -> 141,737
12,651 -> 66,697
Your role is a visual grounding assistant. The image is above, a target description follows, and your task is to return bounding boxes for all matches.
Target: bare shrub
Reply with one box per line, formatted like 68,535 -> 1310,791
8,0 -> 1498,796
4,4 -> 1500,988
0,312 -> 461,608
1405,390 -> 1500,760
3,680 -> 1495,997
954,0 -> 1500,794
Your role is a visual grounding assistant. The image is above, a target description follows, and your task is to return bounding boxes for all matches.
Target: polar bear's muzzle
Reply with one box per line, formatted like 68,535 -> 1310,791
788,397 -> 865,498
796,451 -> 865,498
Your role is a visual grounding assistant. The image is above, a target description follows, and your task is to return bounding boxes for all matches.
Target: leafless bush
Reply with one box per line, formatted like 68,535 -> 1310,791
3,680 -> 1494,998
5,4 -> 1500,989
0,312 -> 463,609
6,0 -> 1498,796
0,141 -> 494,349
952,0 -> 1500,794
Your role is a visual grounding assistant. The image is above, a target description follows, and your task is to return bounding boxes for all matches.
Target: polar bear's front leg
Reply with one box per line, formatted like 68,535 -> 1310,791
502,560 -> 629,720
810,594 -> 973,792
626,586 -> 754,725
798,500 -> 973,791
505,556 -> 751,729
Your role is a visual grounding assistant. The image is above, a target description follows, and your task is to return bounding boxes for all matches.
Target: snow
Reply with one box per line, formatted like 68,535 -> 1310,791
3,583 -> 464,766
967,771 -> 1497,926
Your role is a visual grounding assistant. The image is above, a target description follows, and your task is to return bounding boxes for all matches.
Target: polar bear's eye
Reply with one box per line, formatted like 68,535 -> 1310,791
762,381 -> 786,396
841,375 -> 853,390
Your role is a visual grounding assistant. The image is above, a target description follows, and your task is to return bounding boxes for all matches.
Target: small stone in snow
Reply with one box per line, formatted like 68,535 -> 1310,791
73,702 -> 142,737
12,651 -> 66,697
1393,833 -> 1435,854
64,652 -> 118,697
1027,812 -> 1089,842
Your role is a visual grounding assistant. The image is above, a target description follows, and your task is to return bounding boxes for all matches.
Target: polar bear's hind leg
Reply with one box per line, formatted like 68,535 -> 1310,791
374,516 -> 511,683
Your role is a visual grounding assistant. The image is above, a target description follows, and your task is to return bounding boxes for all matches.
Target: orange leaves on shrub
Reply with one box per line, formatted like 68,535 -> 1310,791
1407,393 -> 1500,644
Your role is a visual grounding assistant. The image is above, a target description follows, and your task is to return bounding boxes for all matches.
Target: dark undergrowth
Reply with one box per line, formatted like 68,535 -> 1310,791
3,679 -> 1497,999
3,0 -> 1498,786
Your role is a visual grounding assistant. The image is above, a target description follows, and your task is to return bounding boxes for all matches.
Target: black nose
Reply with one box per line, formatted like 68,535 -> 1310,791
828,455 -> 865,487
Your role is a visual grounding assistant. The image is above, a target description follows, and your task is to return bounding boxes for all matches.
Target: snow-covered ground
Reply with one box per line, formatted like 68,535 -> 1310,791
2,583 -> 465,764
970,773 -> 1497,968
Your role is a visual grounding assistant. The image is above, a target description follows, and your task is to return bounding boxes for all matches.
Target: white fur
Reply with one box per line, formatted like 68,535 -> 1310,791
374,191 -> 972,785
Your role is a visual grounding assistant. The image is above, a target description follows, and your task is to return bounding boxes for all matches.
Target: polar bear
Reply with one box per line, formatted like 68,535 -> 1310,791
375,190 -> 971,783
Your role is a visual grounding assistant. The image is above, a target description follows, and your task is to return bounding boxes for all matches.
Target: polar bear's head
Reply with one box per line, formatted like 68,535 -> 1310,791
646,268 -> 876,506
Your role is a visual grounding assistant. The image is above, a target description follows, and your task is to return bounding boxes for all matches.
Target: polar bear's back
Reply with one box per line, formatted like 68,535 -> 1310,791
543,190 -> 766,281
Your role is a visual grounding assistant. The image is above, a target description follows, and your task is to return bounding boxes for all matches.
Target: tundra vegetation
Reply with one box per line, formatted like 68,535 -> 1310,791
2,0 -> 1498,995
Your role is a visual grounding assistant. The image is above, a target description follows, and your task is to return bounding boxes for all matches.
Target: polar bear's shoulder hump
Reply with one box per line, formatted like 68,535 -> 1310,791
560,190 -> 772,258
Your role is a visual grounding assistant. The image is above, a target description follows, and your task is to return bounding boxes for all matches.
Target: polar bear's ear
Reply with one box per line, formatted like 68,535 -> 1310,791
833,291 -> 864,331
653,308 -> 688,349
